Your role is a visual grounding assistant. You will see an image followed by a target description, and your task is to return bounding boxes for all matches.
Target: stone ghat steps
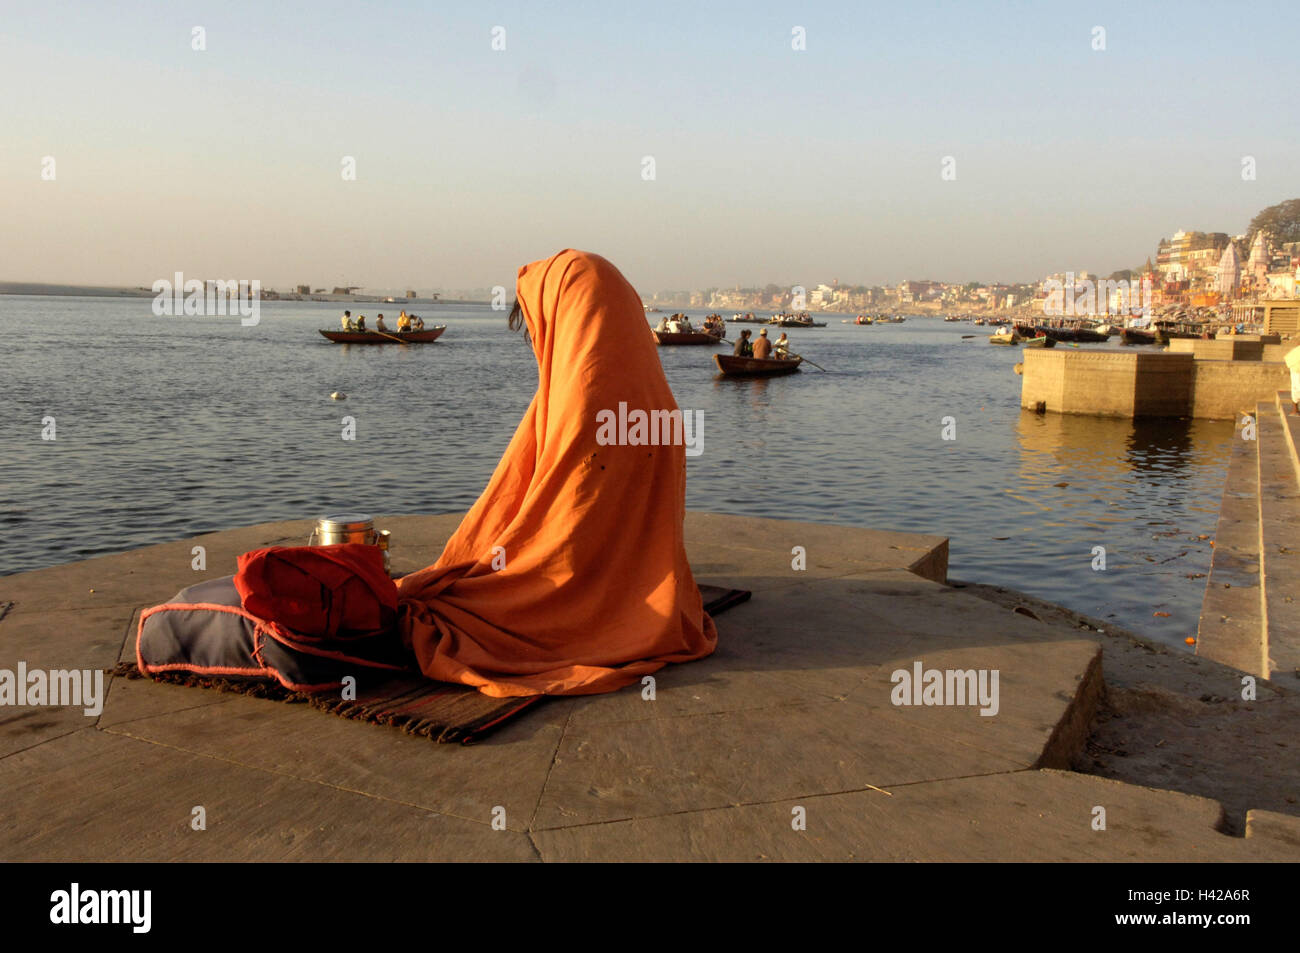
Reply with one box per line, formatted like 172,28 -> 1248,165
1196,391 -> 1300,681
1278,389 -> 1300,485
1195,412 -> 1266,674
1260,392 -> 1300,680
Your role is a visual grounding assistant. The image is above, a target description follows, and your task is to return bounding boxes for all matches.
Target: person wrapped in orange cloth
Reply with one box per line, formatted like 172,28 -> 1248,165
396,250 -> 717,697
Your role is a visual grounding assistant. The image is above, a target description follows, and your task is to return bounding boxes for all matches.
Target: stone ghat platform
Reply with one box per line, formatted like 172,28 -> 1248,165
1020,347 -> 1289,420
1,513 -> 1297,861
1197,391 -> 1300,682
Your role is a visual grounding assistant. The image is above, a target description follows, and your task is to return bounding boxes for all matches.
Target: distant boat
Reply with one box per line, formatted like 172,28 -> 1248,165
989,328 -> 1021,346
653,330 -> 722,346
319,327 -> 446,344
713,354 -> 803,376
1120,327 -> 1157,346
769,315 -> 827,327
1154,323 -> 1206,345
1036,325 -> 1110,343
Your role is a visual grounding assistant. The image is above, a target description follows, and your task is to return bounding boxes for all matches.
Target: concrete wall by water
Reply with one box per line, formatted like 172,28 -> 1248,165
1166,335 -> 1291,363
1191,361 -> 1292,419
1167,339 -> 1266,361
1020,349 -> 1289,419
1020,350 -> 1192,418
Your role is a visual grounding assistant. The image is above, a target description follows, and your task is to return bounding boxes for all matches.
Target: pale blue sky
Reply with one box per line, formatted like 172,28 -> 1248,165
2,0 -> 1296,293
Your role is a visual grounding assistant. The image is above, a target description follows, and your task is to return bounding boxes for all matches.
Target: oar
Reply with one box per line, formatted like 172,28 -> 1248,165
371,328 -> 409,346
789,352 -> 826,371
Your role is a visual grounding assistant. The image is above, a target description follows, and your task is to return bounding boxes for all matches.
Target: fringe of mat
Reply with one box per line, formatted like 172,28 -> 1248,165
111,661 -> 540,744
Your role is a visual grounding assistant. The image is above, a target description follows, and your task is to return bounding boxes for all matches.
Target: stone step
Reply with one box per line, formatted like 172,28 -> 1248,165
1274,389 -> 1300,487
1257,401 -> 1300,681
1196,415 -> 1266,675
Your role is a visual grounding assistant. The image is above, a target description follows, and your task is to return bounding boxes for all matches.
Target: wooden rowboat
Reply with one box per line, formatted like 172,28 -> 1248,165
653,330 -> 723,346
1154,325 -> 1204,345
1120,327 -> 1157,346
713,354 -> 803,377
1035,325 -> 1110,343
319,327 -> 446,344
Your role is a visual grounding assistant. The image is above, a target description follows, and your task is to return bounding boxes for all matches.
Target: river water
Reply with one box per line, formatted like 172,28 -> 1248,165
0,296 -> 1232,649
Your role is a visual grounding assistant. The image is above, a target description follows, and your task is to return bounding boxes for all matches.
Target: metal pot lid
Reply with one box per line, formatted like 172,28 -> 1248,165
318,513 -> 374,530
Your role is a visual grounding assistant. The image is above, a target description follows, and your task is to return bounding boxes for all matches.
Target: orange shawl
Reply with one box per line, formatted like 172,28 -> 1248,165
396,250 -> 717,696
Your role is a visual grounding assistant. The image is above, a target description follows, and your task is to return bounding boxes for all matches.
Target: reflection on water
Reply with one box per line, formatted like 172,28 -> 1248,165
1004,410 -> 1231,644
711,375 -> 776,424
1127,418 -> 1195,470
0,297 -> 1234,648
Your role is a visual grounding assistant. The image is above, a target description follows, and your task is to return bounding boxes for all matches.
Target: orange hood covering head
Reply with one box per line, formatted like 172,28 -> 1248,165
396,249 -> 717,696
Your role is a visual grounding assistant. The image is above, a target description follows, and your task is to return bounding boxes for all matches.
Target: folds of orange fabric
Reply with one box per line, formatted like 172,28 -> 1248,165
397,250 -> 717,697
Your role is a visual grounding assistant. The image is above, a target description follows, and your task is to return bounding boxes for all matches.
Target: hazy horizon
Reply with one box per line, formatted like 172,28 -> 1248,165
4,0 -> 1297,294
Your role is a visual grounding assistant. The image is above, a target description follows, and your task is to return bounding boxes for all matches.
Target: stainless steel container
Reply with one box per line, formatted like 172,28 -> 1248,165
310,514 -> 377,546
309,514 -> 392,573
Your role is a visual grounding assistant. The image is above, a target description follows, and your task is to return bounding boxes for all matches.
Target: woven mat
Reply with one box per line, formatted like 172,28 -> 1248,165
120,584 -> 750,744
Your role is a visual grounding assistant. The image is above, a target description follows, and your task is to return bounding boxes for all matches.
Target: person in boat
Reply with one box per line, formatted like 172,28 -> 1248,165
355,314 -> 367,331
395,249 -> 716,695
773,332 -> 790,358
376,314 -> 388,332
341,310 -> 355,331
397,311 -> 411,332
752,327 -> 773,360
656,316 -> 671,333
412,314 -> 425,331
732,329 -> 753,357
